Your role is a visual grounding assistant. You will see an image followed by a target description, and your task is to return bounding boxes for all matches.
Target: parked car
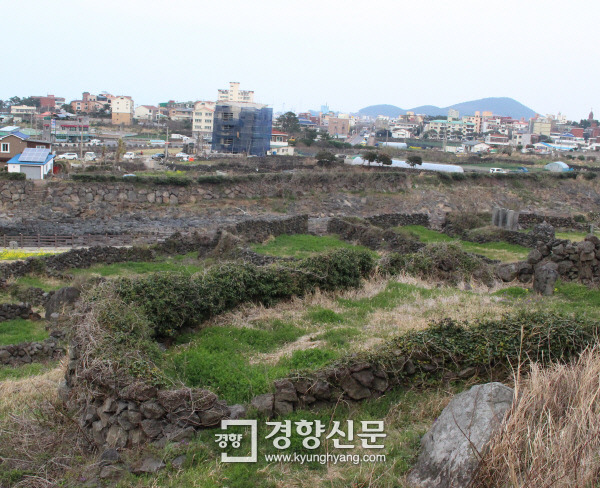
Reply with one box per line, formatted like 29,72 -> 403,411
57,153 -> 79,160
89,139 -> 102,146
175,152 -> 189,158
511,166 -> 529,173
489,167 -> 507,174
151,153 -> 165,160
123,152 -> 136,160
84,152 -> 97,162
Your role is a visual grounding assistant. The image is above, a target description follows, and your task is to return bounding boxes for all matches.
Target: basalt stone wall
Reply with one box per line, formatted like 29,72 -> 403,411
231,215 -> 309,243
497,234 -> 600,284
365,213 -> 430,229
66,344 -> 241,449
0,303 -> 35,322
9,286 -> 54,307
0,246 -> 156,279
0,173 -> 410,219
518,212 -> 585,230
327,217 -> 424,253
0,331 -> 65,366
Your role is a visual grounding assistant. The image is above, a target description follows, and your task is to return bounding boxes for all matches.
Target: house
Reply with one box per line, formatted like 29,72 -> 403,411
462,141 -> 490,153
328,117 -> 350,138
0,132 -> 51,164
134,105 -> 160,121
268,130 -> 294,156
10,105 -> 37,116
485,133 -> 510,146
7,148 -> 54,179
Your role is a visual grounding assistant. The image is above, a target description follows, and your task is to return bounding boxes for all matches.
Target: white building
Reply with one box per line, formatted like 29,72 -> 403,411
134,105 -> 160,121
217,82 -> 254,103
192,101 -> 216,138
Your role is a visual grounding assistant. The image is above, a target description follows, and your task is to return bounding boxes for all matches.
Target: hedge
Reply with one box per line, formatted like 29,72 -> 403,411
114,248 -> 376,337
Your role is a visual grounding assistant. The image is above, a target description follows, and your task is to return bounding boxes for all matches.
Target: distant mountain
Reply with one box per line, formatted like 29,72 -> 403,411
358,97 -> 537,120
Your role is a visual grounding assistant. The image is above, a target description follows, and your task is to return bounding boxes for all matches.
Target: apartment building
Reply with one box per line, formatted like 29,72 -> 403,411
10,105 -> 36,115
217,82 -> 254,103
192,101 -> 216,138
328,117 -> 350,137
111,96 -> 134,125
211,102 -> 272,156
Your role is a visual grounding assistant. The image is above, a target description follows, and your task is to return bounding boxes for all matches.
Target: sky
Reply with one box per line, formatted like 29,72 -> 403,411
2,0 -> 598,120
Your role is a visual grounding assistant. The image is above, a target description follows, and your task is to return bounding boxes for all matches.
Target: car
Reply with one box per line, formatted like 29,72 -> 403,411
175,152 -> 189,158
57,153 -> 79,160
123,152 -> 136,160
84,152 -> 97,161
489,167 -> 507,174
89,139 -> 102,146
151,153 -> 165,160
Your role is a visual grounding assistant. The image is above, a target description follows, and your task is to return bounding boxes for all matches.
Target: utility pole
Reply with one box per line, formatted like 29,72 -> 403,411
79,116 -> 83,160
164,123 -> 169,164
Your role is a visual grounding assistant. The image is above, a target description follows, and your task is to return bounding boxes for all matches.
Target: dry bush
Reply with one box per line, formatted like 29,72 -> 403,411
473,347 -> 600,487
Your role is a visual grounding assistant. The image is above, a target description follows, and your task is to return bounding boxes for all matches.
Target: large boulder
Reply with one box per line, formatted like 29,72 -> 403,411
408,382 -> 513,488
44,286 -> 80,319
533,262 -> 559,296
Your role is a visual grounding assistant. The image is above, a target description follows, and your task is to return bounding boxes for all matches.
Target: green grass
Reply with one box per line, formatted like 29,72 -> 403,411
14,276 -> 67,292
69,259 -> 204,278
555,230 -> 598,242
0,319 -> 48,346
166,321 -> 308,403
251,234 -> 370,259
397,225 -> 529,262
0,361 -> 58,381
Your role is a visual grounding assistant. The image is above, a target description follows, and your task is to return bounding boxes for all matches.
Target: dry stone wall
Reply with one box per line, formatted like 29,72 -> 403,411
0,331 -> 65,366
0,302 -> 36,322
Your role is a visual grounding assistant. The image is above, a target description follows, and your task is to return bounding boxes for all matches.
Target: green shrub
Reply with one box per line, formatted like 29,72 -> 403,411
115,248 -> 375,337
380,243 -> 494,285
385,310 -> 598,375
583,172 -> 598,180
0,172 -> 26,181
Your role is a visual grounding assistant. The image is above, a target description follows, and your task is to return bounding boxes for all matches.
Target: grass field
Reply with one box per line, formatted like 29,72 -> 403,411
252,234 -> 372,259
0,318 -> 48,346
397,225 -> 530,262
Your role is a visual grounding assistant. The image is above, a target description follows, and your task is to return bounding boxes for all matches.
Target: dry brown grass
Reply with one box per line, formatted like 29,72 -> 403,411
473,347 -> 600,487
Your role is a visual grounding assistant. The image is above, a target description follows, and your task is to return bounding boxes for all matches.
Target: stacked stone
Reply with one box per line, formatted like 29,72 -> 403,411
0,302 -> 35,321
231,215 -> 309,243
0,331 -> 65,365
365,213 -> 430,229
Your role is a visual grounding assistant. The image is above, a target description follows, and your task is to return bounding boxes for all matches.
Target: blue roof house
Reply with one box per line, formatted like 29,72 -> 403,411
7,148 -> 54,180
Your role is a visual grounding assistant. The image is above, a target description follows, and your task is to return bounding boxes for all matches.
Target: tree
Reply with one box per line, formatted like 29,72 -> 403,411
301,128 -> 318,146
407,155 -> 423,167
20,97 -> 40,108
376,153 -> 392,166
315,150 -> 338,167
115,138 -> 126,164
278,111 -> 300,134
362,151 -> 378,166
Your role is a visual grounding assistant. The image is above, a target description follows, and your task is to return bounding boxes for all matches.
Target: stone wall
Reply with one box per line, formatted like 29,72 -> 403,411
518,212 -> 585,230
231,215 -> 308,243
0,246 -> 156,279
0,303 -> 36,322
0,173 -> 410,220
0,331 -> 65,366
327,217 -> 424,253
365,213 -> 430,229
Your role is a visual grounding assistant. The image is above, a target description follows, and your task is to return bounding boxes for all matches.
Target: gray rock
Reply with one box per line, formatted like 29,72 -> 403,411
99,465 -> 124,480
140,400 -> 165,419
408,382 -> 514,488
140,419 -> 163,438
533,262 -> 559,296
199,403 -> 230,426
274,400 -> 294,416
352,369 -> 375,388
273,379 -> 298,403
495,263 -> 518,282
105,424 -> 128,448
527,249 -> 543,264
44,286 -> 80,319
100,448 -> 121,463
131,456 -> 166,474
251,393 -> 274,417
339,373 -> 371,400
172,455 -> 186,469
229,404 -> 247,419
